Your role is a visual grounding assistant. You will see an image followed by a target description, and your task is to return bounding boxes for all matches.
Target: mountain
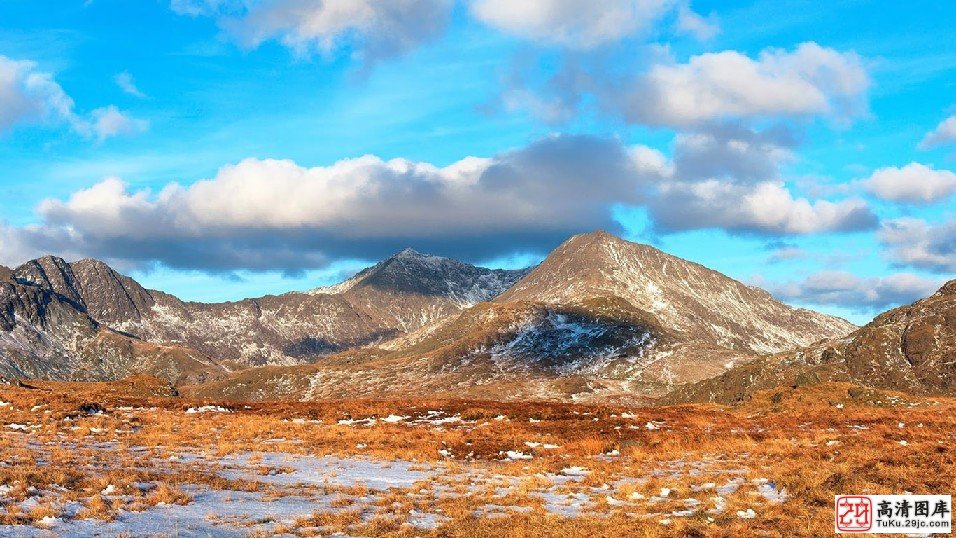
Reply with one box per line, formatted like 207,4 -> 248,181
3,250 -> 529,380
185,232 -> 856,403
668,279 -> 956,403
0,257 -> 224,384
496,231 -> 854,354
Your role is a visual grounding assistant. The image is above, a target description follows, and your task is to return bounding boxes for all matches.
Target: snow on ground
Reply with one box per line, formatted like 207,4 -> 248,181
218,452 -> 432,490
1,489 -> 320,537
0,403 -> 789,536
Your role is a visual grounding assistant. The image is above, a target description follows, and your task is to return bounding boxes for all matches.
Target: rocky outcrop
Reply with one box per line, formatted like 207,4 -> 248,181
0,259 -> 224,384
668,279 -> 956,403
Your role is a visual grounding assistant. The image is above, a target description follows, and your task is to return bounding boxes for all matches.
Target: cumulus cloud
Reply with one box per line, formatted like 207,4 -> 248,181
649,180 -> 877,235
605,42 -> 869,127
173,0 -> 453,62
770,271 -> 947,311
114,71 -> 146,98
644,122 -> 877,235
0,54 -> 146,140
672,123 -> 797,183
919,115 -> 956,149
864,163 -> 956,204
0,222 -> 89,269
21,135 -> 650,270
2,133 -> 874,271
879,218 -> 956,273
470,0 -> 703,48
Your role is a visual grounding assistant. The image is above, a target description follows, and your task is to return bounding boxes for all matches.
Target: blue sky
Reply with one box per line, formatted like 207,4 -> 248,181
0,0 -> 954,324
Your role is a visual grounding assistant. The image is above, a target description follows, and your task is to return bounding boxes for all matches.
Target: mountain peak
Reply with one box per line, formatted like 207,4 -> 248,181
13,255 -> 85,306
498,231 -> 854,355
307,248 -> 530,305
394,247 -> 425,258
574,229 -> 618,242
68,258 -> 155,323
562,230 -> 657,257
73,258 -> 114,270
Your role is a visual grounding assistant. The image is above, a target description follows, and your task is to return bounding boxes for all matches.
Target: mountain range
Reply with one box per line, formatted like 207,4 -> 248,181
2,231 -> 952,404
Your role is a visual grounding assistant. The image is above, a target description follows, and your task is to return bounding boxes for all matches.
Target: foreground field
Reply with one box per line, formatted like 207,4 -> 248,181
0,377 -> 953,537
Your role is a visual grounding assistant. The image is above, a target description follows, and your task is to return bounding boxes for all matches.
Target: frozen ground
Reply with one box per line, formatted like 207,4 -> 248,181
0,440 -> 788,537
2,389 -> 860,537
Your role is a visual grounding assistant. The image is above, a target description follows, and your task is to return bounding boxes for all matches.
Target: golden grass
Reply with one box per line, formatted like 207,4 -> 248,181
0,379 -> 951,536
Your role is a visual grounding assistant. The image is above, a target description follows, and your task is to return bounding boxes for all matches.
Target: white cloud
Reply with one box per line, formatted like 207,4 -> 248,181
879,218 -> 956,273
114,71 -> 146,98
470,0 -> 690,48
919,115 -> 956,149
174,0 -> 454,62
3,132 -> 873,271
770,271 -> 947,311
88,106 -> 149,142
608,42 -> 869,126
675,3 -> 718,40
650,180 -> 876,235
0,221 -> 86,268
864,163 -> 956,204
641,122 -> 876,235
0,55 -> 79,133
0,54 -> 146,141
40,136 -> 647,237
766,245 -> 807,263
21,135 -> 653,270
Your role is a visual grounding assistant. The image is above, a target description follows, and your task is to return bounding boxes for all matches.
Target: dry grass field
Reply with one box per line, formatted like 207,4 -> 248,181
0,376 -> 953,537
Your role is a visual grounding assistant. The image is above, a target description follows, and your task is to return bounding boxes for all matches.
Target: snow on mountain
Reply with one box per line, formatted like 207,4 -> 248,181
497,231 -> 855,354
4,250 -> 529,373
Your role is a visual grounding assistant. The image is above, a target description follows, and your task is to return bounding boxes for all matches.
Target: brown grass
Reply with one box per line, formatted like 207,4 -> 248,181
0,379 -> 952,536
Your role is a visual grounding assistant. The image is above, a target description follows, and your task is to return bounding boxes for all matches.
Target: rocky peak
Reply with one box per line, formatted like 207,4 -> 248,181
394,247 -> 424,259
70,258 -> 156,323
498,231 -> 855,355
325,248 -> 530,305
13,256 -> 85,308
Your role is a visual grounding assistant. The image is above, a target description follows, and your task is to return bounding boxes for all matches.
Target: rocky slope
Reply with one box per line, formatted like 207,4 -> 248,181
186,232 -> 857,403
3,251 -> 529,377
497,231 -> 854,354
0,257 -> 223,384
668,279 -> 956,403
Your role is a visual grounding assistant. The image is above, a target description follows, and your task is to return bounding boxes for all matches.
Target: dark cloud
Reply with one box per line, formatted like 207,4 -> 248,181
672,122 -> 799,183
